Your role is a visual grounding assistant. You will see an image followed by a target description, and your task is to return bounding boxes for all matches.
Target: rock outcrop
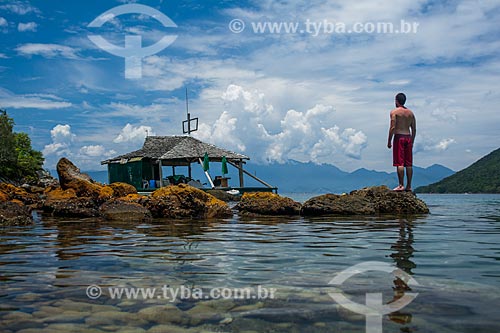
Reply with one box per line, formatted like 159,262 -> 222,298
0,201 -> 33,225
99,199 -> 152,221
57,158 -> 103,199
236,192 -> 302,216
42,196 -> 100,218
0,183 -> 38,206
147,184 -> 232,219
301,186 -> 429,216
0,183 -> 37,225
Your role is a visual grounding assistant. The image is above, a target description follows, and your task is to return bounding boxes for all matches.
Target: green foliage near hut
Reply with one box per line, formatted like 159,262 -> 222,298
415,147 -> 500,193
0,110 -> 44,181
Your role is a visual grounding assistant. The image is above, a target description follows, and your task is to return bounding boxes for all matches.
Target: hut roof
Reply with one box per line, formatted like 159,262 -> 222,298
101,136 -> 249,164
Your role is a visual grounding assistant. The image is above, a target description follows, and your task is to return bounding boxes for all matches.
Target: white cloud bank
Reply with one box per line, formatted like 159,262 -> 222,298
15,43 -> 79,59
0,88 -> 72,109
17,22 -> 37,32
415,135 -> 456,154
113,123 -> 155,143
195,84 -> 367,164
42,124 -> 75,157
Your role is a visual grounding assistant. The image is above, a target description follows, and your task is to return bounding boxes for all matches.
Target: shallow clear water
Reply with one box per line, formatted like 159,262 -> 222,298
1,194 -> 500,333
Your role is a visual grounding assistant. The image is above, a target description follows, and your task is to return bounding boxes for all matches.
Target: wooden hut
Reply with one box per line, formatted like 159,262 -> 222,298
101,136 -> 277,193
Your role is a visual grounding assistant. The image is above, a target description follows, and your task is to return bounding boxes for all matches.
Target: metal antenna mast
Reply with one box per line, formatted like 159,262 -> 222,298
182,87 -> 198,135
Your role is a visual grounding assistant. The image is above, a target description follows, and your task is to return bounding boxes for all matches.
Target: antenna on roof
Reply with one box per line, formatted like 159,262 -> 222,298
182,86 -> 198,136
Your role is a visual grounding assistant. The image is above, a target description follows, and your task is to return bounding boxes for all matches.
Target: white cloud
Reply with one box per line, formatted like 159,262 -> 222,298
50,124 -> 74,143
0,88 -> 72,109
79,145 -> 105,157
435,138 -> 456,151
0,2 -> 40,15
0,17 -> 7,27
17,22 -> 37,32
113,123 -> 155,143
0,53 -> 7,59
15,43 -> 79,59
43,124 -> 75,157
414,135 -> 456,154
195,84 -> 368,164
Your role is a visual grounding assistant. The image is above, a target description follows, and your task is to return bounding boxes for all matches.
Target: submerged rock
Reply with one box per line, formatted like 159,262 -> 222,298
236,192 -> 302,216
300,194 -> 376,216
0,201 -> 33,225
301,186 -> 429,216
206,189 -> 241,202
99,198 -> 152,221
147,184 -> 232,219
42,196 -> 99,218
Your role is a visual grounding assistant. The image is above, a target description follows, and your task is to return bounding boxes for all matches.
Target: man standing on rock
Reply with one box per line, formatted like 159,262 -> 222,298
387,93 -> 416,192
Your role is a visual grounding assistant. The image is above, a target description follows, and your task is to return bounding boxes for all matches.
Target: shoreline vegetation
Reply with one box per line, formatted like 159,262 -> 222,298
0,110 -> 44,184
416,147 -> 500,194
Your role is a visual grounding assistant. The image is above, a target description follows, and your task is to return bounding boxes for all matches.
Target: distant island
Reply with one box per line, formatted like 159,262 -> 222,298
416,147 -> 500,193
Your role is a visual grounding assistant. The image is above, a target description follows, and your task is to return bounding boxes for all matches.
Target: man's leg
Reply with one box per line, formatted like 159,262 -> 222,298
405,166 -> 413,191
397,166 -> 405,187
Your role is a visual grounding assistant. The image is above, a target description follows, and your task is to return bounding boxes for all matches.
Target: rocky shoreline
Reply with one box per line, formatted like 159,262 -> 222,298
0,158 -> 429,225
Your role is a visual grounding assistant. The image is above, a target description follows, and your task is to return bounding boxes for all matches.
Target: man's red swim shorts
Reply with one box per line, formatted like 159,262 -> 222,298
393,134 -> 413,167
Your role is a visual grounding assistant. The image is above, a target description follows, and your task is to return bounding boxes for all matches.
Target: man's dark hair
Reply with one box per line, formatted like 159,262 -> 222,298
396,93 -> 406,106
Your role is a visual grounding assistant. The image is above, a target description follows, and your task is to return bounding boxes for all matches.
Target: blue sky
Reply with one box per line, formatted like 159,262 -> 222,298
1,0 -> 499,172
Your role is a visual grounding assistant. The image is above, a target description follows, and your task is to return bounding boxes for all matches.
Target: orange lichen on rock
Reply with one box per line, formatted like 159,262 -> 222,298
98,186 -> 114,202
118,193 -> 144,203
237,192 -> 302,216
108,182 -> 137,197
45,187 -> 77,200
0,191 -> 9,202
0,183 -> 37,205
149,184 -> 232,219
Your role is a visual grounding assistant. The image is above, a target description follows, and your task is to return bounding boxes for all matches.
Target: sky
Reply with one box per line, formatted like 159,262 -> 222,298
0,0 -> 499,172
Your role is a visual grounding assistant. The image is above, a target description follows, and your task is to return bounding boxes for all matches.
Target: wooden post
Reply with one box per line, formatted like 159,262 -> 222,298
158,160 -> 163,187
228,160 -> 274,188
188,163 -> 192,179
238,159 -> 244,187
172,166 -> 175,176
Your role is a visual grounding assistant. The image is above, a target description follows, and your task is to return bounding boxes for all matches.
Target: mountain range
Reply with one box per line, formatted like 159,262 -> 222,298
76,161 -> 455,194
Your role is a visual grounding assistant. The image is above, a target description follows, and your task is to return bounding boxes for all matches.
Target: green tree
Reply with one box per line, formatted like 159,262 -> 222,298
0,109 -> 17,177
14,132 -> 44,181
0,110 -> 44,181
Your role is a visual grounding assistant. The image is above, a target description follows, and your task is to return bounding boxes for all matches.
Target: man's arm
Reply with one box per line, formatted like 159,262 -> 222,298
410,114 -> 416,144
387,110 -> 396,149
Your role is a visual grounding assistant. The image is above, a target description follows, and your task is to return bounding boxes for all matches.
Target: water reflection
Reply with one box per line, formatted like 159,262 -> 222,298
389,217 -> 417,331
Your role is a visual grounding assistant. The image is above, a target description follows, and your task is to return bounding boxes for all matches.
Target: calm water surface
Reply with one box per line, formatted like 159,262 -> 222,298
1,194 -> 500,332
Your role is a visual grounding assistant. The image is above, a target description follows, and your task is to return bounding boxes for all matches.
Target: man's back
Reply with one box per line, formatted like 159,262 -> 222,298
391,107 -> 415,135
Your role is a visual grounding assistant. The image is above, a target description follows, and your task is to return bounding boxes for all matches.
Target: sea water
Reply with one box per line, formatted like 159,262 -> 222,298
0,194 -> 499,332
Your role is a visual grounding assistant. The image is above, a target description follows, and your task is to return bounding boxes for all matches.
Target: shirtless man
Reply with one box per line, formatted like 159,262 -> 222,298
387,93 -> 416,192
